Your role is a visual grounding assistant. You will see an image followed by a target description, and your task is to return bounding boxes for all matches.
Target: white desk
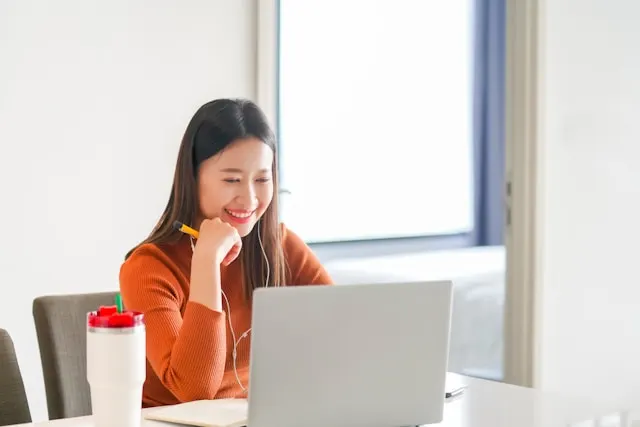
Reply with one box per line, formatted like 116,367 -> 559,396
7,374 -> 628,427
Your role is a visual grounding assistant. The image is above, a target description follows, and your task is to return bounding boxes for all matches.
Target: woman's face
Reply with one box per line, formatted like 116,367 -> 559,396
197,137 -> 274,237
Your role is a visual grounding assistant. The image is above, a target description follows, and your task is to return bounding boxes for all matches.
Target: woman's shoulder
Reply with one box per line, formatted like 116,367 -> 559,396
122,242 -> 172,270
124,236 -> 190,268
278,223 -> 333,286
279,223 -> 310,253
120,240 -> 190,297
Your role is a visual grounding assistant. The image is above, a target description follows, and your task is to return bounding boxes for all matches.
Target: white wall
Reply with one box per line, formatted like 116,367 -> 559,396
0,0 -> 257,421
535,0 -> 640,409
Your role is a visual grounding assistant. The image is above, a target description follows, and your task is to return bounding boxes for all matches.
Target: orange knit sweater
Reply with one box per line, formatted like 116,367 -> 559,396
119,224 -> 332,407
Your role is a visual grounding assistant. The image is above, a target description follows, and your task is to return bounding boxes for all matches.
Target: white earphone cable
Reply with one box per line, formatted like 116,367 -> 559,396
189,223 -> 269,392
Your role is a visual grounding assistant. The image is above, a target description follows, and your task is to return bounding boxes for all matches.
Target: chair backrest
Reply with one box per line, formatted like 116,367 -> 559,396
0,328 -> 31,426
32,291 -> 117,420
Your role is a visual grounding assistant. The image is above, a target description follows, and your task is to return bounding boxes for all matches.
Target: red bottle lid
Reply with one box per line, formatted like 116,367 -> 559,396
87,307 -> 144,328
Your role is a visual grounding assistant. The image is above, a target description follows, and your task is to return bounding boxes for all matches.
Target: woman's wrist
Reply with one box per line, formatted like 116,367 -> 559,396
192,246 -> 224,267
189,257 -> 223,312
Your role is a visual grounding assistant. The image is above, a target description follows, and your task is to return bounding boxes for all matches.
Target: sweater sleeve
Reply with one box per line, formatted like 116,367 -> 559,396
282,224 -> 334,286
119,246 -> 227,402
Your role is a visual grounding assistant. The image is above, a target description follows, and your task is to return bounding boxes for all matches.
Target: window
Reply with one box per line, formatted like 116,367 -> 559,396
278,0 -> 476,243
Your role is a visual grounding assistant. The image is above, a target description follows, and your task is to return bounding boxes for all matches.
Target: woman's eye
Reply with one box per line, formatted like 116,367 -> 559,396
256,177 -> 271,183
224,178 -> 240,183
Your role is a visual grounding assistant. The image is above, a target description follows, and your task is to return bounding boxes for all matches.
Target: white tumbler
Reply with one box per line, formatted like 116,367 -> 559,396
86,306 -> 146,427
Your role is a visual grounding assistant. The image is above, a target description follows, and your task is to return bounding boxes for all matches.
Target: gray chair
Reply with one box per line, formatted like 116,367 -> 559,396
33,291 -> 117,420
0,328 -> 31,426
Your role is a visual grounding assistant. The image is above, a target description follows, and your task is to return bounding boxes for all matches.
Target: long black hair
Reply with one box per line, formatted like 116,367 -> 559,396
126,99 -> 286,300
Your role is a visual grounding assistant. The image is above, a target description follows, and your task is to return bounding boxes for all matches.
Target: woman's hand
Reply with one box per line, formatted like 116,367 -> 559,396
193,218 -> 243,266
189,218 -> 242,312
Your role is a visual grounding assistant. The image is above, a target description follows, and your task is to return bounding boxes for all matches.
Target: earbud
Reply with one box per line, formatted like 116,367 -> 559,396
257,220 -> 270,289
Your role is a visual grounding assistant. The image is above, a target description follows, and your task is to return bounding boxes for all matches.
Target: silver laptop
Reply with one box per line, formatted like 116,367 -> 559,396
247,281 -> 453,427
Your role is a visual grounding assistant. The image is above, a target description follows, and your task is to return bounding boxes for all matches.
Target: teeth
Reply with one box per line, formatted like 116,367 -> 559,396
226,209 -> 253,218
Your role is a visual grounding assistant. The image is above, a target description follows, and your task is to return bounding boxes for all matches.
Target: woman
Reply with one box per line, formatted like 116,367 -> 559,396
119,98 -> 333,407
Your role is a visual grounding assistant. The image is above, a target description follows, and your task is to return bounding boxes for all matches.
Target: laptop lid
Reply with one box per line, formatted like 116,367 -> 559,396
247,281 -> 453,427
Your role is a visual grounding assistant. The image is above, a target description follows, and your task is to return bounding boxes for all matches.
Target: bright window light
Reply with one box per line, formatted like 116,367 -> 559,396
278,0 -> 475,243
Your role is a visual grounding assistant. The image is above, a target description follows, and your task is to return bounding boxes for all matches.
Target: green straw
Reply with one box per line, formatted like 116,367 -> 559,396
115,293 -> 124,314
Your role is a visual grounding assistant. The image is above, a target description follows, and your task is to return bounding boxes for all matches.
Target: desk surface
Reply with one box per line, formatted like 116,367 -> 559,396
8,374 -> 628,427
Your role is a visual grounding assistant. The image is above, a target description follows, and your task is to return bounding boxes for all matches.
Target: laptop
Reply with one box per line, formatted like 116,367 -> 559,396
247,280 -> 453,427
144,281 -> 453,427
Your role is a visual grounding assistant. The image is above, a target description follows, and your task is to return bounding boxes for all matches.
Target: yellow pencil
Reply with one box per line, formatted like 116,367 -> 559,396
173,221 -> 199,239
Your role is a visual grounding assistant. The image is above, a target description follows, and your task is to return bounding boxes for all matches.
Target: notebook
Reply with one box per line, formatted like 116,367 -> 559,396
144,398 -> 248,427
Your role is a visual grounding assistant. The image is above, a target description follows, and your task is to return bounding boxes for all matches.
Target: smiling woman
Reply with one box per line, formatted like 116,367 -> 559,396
198,138 -> 274,236
119,98 -> 332,407
126,98 -> 285,294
